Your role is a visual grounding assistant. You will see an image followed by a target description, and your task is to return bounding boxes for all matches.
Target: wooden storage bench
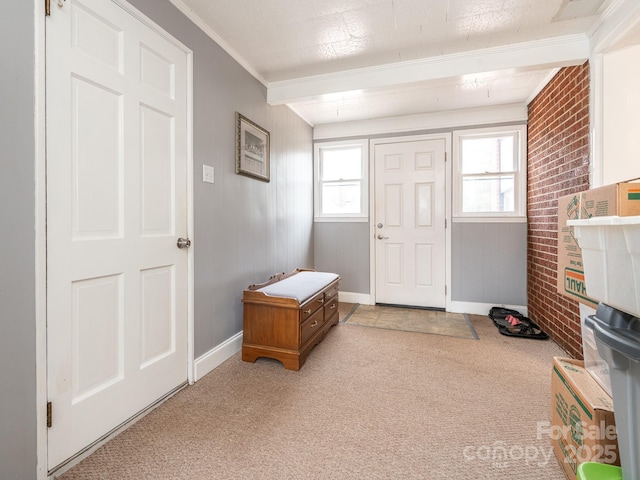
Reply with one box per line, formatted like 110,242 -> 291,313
241,269 -> 340,370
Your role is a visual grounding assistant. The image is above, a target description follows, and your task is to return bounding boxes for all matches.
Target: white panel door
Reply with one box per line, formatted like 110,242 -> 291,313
374,139 -> 446,308
46,0 -> 189,470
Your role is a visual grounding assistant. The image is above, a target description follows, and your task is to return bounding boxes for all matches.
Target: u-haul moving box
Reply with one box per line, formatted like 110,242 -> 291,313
557,192 -> 595,307
551,357 -> 619,480
556,180 -> 640,306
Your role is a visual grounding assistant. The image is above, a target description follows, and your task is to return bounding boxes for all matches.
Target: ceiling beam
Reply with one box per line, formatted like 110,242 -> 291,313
267,34 -> 590,105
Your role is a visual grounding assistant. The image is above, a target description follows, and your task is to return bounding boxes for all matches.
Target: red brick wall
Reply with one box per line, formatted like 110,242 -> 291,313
527,63 -> 590,359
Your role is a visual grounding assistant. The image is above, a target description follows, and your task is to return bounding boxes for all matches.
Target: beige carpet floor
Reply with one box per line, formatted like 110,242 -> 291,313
343,304 -> 478,340
58,312 -> 567,480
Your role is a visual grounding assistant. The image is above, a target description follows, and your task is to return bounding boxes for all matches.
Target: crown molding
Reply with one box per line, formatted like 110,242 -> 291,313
589,0 -> 640,52
168,0 -> 267,86
526,68 -> 562,105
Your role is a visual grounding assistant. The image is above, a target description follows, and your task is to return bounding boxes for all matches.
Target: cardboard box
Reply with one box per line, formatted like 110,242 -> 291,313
557,193 -> 597,307
556,180 -> 640,306
581,182 -> 640,218
551,357 -> 619,480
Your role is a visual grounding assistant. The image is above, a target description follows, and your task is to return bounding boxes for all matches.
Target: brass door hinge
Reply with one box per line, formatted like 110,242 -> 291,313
46,0 -> 65,16
47,402 -> 52,428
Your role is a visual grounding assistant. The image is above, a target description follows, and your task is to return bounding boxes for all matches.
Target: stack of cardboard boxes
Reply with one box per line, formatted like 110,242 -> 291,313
553,180 -> 640,479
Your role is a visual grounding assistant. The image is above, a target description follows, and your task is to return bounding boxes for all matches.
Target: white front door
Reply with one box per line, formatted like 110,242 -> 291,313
46,0 -> 190,470
374,138 -> 447,308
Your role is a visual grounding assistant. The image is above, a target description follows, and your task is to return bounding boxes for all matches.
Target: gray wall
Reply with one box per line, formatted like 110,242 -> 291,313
128,0 -> 314,357
314,223 -> 370,293
314,219 -> 527,306
451,222 -> 527,305
0,2 -> 37,479
313,135 -> 528,306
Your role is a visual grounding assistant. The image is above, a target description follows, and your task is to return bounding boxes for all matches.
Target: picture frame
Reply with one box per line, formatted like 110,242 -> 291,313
235,112 -> 270,182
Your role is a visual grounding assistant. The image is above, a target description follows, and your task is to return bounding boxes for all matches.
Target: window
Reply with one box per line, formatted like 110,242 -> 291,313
314,140 -> 368,221
453,126 -> 526,221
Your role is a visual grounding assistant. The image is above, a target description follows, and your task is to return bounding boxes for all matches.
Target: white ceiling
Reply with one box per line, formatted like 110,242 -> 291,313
172,0 -> 615,125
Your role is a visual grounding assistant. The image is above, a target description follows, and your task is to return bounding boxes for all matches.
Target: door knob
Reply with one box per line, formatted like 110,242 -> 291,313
177,237 -> 191,249
377,234 -> 389,240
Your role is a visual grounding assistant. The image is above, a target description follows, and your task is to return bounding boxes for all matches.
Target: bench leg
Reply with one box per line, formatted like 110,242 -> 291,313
242,344 -> 301,371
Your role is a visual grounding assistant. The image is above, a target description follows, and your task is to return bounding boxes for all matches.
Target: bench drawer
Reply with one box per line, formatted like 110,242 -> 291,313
300,291 -> 325,322
300,308 -> 324,347
324,283 -> 339,301
324,294 -> 338,319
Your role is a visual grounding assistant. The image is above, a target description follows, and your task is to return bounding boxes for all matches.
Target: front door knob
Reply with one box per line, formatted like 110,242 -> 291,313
377,234 -> 389,240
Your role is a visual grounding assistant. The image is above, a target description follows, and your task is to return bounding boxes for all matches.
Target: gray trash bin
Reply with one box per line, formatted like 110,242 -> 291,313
585,303 -> 640,480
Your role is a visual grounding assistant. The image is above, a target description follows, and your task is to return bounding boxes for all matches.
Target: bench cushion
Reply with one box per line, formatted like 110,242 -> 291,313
256,271 -> 339,303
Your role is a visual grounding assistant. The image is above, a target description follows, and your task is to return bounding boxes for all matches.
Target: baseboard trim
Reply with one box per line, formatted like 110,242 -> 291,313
339,291 -> 372,305
448,301 -> 528,317
335,294 -> 527,316
194,331 -> 243,381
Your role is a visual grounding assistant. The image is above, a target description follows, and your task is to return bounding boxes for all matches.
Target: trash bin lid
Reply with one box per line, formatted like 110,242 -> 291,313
586,303 -> 640,361
577,462 -> 623,480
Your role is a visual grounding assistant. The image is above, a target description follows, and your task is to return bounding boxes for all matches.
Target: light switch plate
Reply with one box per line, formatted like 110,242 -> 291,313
203,164 -> 214,183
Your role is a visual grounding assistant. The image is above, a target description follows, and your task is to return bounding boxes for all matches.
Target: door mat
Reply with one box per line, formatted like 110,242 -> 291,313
488,307 -> 549,340
342,304 -> 478,340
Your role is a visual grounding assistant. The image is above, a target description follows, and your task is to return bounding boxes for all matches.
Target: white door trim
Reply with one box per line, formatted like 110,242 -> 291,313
35,0 -> 48,477
35,1 -> 194,477
369,134 -> 452,310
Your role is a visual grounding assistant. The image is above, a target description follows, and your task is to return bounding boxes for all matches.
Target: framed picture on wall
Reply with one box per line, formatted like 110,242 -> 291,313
235,112 -> 270,182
